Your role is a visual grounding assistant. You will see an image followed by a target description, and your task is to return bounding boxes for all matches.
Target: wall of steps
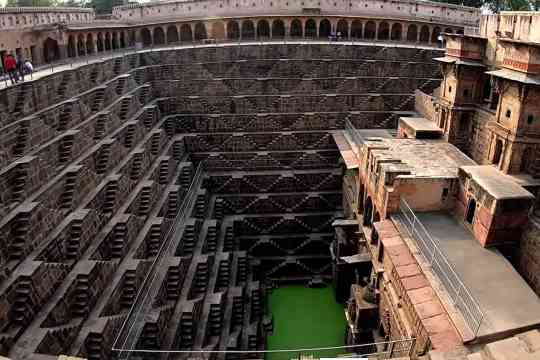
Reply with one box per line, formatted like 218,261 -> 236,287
0,42 -> 442,358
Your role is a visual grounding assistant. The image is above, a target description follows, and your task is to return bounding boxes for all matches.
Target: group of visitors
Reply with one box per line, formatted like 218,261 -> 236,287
2,53 -> 33,85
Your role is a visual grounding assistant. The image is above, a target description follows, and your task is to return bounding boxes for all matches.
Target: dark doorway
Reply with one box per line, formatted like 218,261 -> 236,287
43,37 -> 60,63
466,198 -> 476,224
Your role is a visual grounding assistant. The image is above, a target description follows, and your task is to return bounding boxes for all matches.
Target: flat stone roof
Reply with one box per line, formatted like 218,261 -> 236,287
369,138 -> 475,178
434,56 -> 486,67
461,165 -> 534,200
486,69 -> 540,85
414,212 -> 540,339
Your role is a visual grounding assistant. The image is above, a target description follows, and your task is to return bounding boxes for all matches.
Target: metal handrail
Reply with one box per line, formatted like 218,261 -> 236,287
345,118 -> 365,146
397,198 -> 484,336
112,162 -> 204,358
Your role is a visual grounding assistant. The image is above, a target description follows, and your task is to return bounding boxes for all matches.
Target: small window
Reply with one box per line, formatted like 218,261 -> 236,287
448,86 -> 452,93
506,109 -> 511,118
528,114 -> 534,125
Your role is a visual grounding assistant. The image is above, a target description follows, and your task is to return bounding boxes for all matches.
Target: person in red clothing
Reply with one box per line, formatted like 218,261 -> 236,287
3,53 -> 18,85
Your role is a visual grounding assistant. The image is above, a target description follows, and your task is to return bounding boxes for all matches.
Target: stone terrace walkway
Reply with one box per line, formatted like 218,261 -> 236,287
0,39 -> 440,90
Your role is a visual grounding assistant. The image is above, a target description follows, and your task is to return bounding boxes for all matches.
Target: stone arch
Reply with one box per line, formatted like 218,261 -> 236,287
227,20 -> 240,39
419,25 -> 429,42
43,37 -> 60,62
86,33 -> 94,54
407,24 -> 418,41
180,24 -> 193,41
391,23 -> 402,40
456,28 -> 464,35
378,22 -> 389,40
466,198 -> 476,224
212,21 -> 225,40
351,20 -> 362,38
431,26 -> 441,43
364,196 -> 373,227
97,32 -> 105,51
290,19 -> 302,37
194,22 -> 207,40
444,27 -> 453,34
140,28 -> 152,46
305,18 -> 317,38
105,32 -> 112,50
337,19 -> 348,38
272,19 -> 285,38
77,34 -> 85,55
153,27 -> 165,45
492,138 -> 504,165
167,25 -> 179,43
241,20 -> 255,39
67,35 -> 76,57
319,18 -> 331,38
364,21 -> 376,39
257,19 -> 270,38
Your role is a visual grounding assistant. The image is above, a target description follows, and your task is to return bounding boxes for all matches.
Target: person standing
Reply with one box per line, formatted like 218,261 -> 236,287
16,52 -> 25,82
23,59 -> 33,78
3,54 -> 17,85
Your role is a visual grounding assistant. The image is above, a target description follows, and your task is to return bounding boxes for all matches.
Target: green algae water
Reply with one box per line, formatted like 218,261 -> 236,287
266,285 -> 347,360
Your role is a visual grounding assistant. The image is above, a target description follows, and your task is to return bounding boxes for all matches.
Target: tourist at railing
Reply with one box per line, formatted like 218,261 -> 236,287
3,53 -> 18,85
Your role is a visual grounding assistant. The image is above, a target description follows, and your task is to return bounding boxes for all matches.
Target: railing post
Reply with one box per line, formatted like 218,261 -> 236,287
386,341 -> 395,357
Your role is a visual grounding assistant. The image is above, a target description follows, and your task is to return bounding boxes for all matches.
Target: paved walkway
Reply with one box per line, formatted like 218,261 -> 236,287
0,39 -> 440,90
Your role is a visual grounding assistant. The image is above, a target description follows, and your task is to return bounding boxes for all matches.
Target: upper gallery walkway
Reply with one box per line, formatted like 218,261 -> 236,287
0,39 -> 441,90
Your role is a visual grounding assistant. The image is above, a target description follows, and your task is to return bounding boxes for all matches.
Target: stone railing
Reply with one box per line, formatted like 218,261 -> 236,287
112,0 -> 480,27
0,7 -> 94,30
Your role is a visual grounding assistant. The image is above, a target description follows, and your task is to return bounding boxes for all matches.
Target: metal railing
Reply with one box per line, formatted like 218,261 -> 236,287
112,162 -> 204,359
345,118 -> 365,146
397,198 -> 484,336
112,337 -> 416,359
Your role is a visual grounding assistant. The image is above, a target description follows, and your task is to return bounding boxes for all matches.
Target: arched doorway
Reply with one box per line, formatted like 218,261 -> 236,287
391,23 -> 402,40
431,27 -> 441,44
257,20 -> 270,38
140,28 -> 151,46
153,27 -> 165,45
407,24 -> 417,42
290,19 -> 302,37
212,22 -> 225,40
419,25 -> 430,43
337,19 -> 348,38
120,32 -> 126,48
272,20 -> 285,38
77,34 -> 85,56
241,20 -> 255,39
363,197 -> 373,227
373,212 -> 381,223
105,32 -> 112,50
167,25 -> 179,43
67,35 -> 76,57
492,139 -> 503,165
227,20 -> 240,39
43,37 -> 60,62
364,21 -> 376,39
319,18 -> 331,38
466,198 -> 476,224
378,22 -> 389,40
305,19 -> 317,38
351,20 -> 362,38
112,32 -> 119,49
194,22 -> 207,40
180,24 -> 193,42
86,34 -> 94,54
